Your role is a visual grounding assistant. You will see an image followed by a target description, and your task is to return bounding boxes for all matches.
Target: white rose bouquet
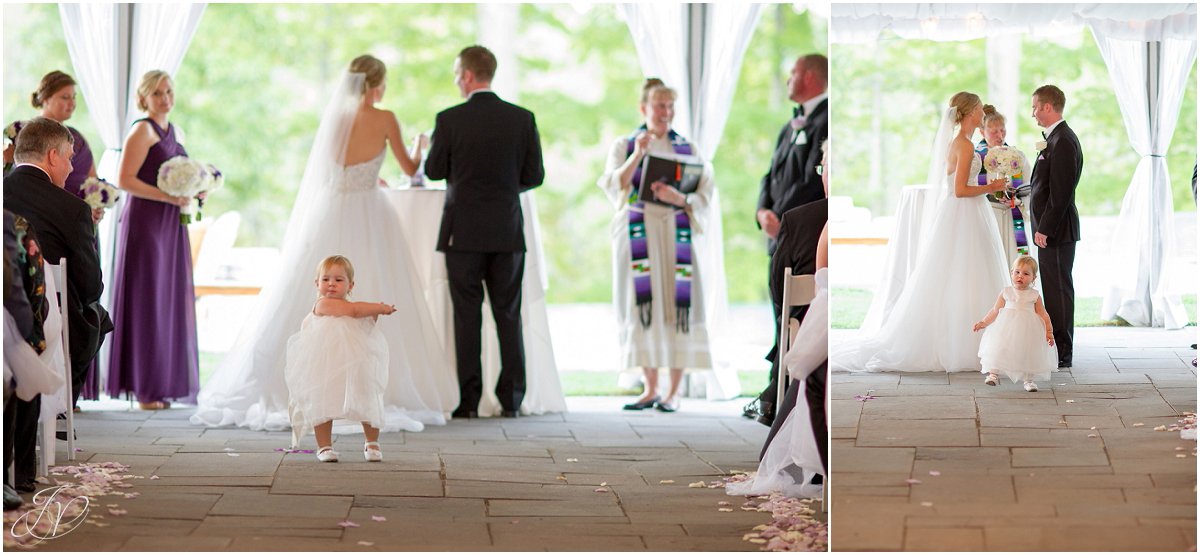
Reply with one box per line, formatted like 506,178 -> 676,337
78,177 -> 120,210
983,146 -> 1026,202
157,156 -> 224,224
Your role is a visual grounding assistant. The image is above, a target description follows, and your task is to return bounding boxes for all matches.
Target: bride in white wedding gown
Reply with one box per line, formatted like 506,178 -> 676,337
833,92 -> 1011,373
192,56 -> 457,432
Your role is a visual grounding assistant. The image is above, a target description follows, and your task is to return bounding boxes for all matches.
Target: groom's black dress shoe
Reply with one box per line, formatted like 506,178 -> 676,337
500,410 -> 519,418
452,409 -> 478,419
14,480 -> 37,494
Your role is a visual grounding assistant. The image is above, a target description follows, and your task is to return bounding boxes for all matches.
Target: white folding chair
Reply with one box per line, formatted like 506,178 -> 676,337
38,258 -> 76,477
776,267 -> 815,411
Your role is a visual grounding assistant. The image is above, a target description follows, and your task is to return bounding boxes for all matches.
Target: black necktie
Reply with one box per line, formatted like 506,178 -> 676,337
1042,130 -> 1048,139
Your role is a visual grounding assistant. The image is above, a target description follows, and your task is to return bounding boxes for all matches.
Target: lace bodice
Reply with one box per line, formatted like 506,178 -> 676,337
1001,286 -> 1039,312
337,150 -> 386,191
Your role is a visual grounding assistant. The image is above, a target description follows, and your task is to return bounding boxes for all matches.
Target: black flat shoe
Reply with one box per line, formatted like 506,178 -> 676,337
14,480 -> 36,494
623,396 -> 660,411
500,410 -> 519,418
452,409 -> 478,419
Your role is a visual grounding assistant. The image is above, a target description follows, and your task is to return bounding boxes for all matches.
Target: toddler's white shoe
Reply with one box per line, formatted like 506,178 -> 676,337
364,441 -> 383,462
1023,381 -> 1038,392
984,373 -> 999,386
316,446 -> 339,462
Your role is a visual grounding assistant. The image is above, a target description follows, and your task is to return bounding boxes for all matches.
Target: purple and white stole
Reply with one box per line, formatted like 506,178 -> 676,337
625,126 -> 695,332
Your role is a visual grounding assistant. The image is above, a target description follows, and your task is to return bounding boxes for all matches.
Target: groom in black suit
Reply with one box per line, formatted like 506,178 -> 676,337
1029,85 -> 1083,368
425,45 -> 544,419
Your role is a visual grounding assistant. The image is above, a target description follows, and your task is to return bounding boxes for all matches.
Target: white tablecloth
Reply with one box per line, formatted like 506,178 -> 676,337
385,188 -> 566,416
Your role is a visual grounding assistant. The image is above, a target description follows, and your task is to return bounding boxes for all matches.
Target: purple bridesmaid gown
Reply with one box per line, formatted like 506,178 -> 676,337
106,118 -> 199,403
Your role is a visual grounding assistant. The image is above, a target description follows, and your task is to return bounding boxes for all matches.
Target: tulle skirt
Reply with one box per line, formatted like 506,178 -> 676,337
285,315 -> 388,446
978,309 -> 1057,382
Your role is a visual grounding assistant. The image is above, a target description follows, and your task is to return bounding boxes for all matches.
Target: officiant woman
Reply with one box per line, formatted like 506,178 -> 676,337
597,78 -> 726,413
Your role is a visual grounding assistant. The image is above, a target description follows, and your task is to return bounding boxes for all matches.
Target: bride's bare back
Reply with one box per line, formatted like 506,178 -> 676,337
344,105 -> 419,176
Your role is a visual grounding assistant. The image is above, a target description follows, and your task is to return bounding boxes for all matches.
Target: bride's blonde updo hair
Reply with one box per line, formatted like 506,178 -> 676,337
982,104 -> 1006,128
349,55 -> 386,94
640,78 -> 676,105
948,91 -> 982,125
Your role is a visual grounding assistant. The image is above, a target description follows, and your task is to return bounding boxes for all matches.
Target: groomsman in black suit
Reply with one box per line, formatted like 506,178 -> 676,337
1029,85 -> 1083,368
425,45 -> 545,419
749,54 -> 828,425
3,117 -> 109,491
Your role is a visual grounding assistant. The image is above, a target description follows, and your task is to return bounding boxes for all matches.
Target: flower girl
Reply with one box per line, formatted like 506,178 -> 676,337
973,255 -> 1058,392
285,255 -> 396,462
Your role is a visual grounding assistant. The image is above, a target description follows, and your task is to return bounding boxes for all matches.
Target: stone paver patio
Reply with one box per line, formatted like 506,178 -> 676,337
15,397 -> 786,551
830,327 -> 1197,552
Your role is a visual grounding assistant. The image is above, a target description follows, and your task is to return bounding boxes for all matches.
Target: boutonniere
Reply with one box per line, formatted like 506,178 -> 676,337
790,116 -> 807,130
1035,140 -> 1047,153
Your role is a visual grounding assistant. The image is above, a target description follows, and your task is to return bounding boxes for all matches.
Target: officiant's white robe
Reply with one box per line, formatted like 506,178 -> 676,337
599,134 -> 738,399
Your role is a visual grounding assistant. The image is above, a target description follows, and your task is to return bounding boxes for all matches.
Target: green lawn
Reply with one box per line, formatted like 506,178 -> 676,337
831,288 -> 1198,329
198,352 -> 769,398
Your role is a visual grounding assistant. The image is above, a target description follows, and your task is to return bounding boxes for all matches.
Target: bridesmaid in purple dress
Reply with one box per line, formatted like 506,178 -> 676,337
107,70 -> 199,409
4,70 -> 108,404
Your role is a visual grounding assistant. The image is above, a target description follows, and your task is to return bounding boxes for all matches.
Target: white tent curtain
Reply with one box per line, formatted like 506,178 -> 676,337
617,3 -> 764,400
125,3 -> 207,129
58,3 -> 126,179
1095,34 -> 1195,328
831,3 -> 1195,44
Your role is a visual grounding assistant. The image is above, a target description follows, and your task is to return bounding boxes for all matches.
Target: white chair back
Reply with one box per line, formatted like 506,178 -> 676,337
777,268 -> 815,411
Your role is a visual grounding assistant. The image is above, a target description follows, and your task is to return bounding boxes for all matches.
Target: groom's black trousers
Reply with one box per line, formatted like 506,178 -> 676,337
445,251 -> 526,413
1038,241 -> 1076,365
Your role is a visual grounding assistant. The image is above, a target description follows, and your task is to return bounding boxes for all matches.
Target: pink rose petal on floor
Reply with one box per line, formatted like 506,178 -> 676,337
905,479 -> 922,484
371,515 -> 386,522
594,487 -> 609,493
108,508 -> 127,516
338,520 -> 360,528
356,541 -> 374,546
928,471 -> 941,476
149,475 -> 160,480
920,501 -> 933,507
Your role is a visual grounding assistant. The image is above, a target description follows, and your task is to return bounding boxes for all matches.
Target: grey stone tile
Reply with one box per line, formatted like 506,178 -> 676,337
487,498 -> 624,517
856,417 -> 978,447
860,395 -> 976,419
120,534 -> 232,551
831,441 -> 915,473
904,527 -> 984,551
153,452 -> 283,477
271,469 -> 443,497
912,447 -> 1012,474
191,515 -> 346,539
1010,447 -> 1110,467
208,491 -> 353,518
979,427 -> 1101,447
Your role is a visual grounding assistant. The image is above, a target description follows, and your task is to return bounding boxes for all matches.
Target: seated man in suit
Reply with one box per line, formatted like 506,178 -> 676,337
4,118 -> 110,443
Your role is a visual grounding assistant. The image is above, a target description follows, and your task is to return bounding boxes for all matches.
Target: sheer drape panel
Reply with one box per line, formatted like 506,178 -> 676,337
617,3 -> 692,134
125,3 -> 207,129
694,3 -> 762,160
1094,32 -> 1194,328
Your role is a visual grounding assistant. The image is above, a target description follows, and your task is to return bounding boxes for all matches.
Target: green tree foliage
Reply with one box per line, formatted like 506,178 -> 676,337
3,3 -> 822,304
833,30 -> 1196,216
